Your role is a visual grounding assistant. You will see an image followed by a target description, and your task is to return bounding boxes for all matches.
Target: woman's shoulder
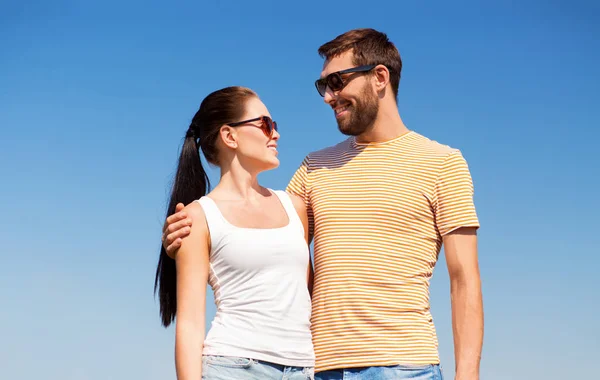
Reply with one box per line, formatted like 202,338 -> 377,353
182,200 -> 209,233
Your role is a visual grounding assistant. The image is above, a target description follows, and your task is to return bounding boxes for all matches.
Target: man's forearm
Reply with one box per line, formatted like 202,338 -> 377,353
451,274 -> 484,379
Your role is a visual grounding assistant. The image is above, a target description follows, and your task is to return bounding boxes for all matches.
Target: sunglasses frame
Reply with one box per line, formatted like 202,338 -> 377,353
228,116 -> 278,139
314,64 -> 378,97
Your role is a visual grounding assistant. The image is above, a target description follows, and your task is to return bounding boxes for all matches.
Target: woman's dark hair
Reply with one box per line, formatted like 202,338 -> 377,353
154,86 -> 257,327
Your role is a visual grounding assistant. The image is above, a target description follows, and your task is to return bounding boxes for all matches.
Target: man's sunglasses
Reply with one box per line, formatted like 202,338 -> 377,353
314,64 -> 377,97
228,116 -> 278,139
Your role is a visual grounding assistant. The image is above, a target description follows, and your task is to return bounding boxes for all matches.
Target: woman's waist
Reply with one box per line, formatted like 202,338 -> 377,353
211,309 -> 311,334
204,321 -> 314,360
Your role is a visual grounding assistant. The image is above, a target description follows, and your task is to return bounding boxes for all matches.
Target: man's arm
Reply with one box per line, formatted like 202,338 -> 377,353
289,193 -> 314,297
286,154 -> 314,242
443,227 -> 483,380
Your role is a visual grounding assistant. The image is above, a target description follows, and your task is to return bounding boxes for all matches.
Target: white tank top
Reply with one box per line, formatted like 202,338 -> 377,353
198,190 -> 315,367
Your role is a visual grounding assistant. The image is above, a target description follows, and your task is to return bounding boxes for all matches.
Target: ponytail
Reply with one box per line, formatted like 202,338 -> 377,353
154,127 -> 210,327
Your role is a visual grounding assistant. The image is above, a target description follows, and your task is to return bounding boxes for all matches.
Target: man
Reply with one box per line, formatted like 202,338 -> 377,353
163,28 -> 483,380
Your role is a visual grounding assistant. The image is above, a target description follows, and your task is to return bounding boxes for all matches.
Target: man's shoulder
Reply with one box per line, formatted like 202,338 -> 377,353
304,137 -> 353,162
408,131 -> 461,158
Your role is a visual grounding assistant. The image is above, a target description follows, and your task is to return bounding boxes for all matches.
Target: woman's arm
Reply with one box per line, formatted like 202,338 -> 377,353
174,202 -> 210,380
289,193 -> 314,296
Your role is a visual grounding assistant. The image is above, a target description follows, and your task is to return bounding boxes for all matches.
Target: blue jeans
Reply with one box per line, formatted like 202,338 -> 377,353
315,364 -> 443,380
202,355 -> 314,380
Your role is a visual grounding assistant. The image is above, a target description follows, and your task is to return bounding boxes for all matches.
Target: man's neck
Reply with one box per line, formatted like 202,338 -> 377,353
354,106 -> 409,144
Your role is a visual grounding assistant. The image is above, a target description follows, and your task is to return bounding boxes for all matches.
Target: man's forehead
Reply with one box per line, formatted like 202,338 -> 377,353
320,51 -> 355,77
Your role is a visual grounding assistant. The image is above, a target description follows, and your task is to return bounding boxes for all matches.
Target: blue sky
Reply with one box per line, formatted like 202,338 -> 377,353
1,1 -> 599,379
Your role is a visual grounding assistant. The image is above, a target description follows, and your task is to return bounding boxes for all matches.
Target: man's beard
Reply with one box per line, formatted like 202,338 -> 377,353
337,83 -> 379,136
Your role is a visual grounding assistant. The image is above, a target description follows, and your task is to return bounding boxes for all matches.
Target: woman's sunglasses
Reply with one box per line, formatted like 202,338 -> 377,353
314,64 -> 377,97
228,116 -> 278,139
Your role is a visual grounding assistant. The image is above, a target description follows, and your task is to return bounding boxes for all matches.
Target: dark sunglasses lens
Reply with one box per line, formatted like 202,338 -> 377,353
316,79 -> 327,96
328,73 -> 344,91
262,117 -> 275,137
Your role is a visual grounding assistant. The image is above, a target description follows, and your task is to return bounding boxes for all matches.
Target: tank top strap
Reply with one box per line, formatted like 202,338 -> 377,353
272,190 -> 305,236
196,196 -> 231,248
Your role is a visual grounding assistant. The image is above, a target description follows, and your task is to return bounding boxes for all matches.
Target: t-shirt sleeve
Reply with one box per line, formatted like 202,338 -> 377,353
433,150 -> 480,236
286,155 -> 314,238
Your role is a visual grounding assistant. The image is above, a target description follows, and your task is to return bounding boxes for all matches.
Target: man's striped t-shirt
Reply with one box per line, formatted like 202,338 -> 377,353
286,131 -> 480,372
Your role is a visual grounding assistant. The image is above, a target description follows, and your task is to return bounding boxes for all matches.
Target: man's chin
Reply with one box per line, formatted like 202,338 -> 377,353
338,123 -> 362,136
337,118 -> 354,135
338,126 -> 355,136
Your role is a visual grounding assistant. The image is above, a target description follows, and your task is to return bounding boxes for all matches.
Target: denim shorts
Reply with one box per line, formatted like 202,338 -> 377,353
315,364 -> 443,380
202,355 -> 314,380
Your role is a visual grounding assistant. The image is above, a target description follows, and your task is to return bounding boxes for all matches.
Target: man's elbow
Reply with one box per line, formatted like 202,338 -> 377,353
449,265 -> 481,291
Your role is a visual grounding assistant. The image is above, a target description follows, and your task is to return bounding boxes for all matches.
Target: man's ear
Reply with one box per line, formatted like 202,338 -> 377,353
373,65 -> 390,93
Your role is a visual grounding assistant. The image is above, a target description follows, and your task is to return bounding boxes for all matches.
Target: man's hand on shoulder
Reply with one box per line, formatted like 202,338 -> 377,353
162,203 -> 193,258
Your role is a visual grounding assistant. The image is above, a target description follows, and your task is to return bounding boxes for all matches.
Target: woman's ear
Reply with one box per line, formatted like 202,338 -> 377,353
219,125 -> 238,149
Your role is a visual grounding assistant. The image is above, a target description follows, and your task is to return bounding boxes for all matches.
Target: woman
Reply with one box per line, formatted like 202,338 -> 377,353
154,86 -> 315,380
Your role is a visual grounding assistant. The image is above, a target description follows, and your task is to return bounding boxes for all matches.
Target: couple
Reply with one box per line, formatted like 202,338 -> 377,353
155,28 -> 483,380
